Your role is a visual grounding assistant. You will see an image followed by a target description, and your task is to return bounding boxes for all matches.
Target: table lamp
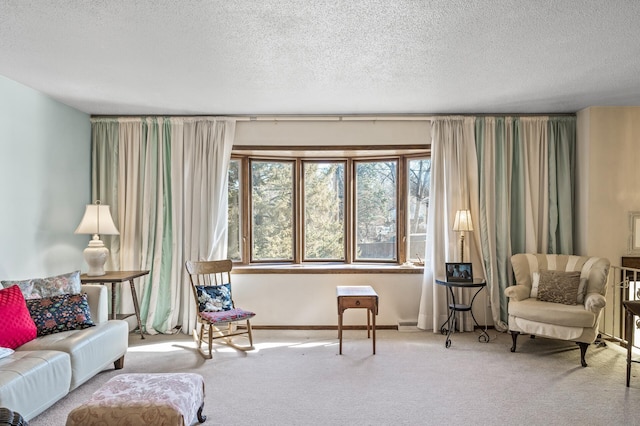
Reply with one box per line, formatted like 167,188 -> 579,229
453,209 -> 473,262
75,201 -> 119,276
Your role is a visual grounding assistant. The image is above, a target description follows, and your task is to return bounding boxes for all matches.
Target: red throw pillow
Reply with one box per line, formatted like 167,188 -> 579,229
0,285 -> 38,349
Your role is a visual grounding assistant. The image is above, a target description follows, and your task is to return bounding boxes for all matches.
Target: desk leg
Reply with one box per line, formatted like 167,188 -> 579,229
128,279 -> 145,339
372,307 -> 376,355
110,283 -> 117,320
366,308 -> 371,338
338,310 -> 343,355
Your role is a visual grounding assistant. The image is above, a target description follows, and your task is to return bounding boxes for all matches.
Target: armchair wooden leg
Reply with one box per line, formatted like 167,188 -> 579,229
196,402 -> 206,423
578,342 -> 589,367
510,331 -> 519,352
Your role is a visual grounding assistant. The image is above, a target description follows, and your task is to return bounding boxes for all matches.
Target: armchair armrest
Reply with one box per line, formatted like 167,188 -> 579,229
584,292 -> 606,313
504,284 -> 530,301
81,284 -> 109,324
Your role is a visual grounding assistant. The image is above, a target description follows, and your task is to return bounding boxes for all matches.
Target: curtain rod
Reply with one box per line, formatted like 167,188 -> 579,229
91,113 -> 576,122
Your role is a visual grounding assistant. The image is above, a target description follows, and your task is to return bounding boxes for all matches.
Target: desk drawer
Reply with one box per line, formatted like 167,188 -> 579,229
339,296 -> 376,309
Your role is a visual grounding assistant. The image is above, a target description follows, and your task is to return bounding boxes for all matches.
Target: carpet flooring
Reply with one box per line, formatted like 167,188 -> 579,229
30,328 -> 638,425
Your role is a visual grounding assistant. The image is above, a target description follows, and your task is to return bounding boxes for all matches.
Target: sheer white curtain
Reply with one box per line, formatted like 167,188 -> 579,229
175,118 -> 235,332
417,116 -> 480,331
91,117 -> 235,335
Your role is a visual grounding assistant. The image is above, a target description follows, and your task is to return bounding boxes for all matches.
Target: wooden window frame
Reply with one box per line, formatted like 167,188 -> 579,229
230,145 -> 429,269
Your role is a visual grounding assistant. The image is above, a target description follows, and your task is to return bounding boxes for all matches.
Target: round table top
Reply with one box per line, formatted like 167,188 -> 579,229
435,277 -> 486,288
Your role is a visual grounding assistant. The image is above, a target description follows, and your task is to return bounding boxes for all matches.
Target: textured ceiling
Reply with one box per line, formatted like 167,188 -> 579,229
1,0 -> 639,116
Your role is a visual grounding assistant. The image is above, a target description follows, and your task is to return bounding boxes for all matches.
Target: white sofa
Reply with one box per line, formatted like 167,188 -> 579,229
505,253 -> 610,367
0,284 -> 129,421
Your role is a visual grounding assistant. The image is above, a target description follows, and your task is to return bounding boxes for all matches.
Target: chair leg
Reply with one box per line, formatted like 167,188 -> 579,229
198,324 -> 205,350
510,331 -> 519,352
247,319 -> 254,347
578,342 -> 589,367
207,324 -> 213,358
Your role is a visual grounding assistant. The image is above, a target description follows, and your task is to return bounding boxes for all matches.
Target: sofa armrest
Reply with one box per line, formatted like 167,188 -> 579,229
504,284 -> 530,301
81,284 -> 109,324
584,292 -> 606,313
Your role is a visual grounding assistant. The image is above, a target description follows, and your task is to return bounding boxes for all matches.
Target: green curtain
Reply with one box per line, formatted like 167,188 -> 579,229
475,116 -> 576,327
90,117 -> 235,335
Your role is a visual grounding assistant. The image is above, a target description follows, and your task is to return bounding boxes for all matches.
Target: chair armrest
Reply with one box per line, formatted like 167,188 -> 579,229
81,284 -> 109,324
504,284 -> 530,301
584,292 -> 606,313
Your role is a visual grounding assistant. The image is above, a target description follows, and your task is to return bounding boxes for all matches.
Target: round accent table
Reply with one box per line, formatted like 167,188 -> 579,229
435,278 -> 490,348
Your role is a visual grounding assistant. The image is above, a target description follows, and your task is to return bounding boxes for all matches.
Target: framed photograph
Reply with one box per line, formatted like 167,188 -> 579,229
445,262 -> 473,282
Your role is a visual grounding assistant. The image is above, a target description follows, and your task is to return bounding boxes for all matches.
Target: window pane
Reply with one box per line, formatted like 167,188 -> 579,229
355,160 -> 397,261
407,158 -> 430,263
227,159 -> 242,261
303,162 -> 345,260
251,160 -> 294,261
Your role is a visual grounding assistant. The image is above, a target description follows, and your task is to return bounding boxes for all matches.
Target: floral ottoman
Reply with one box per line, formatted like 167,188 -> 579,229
66,373 -> 206,426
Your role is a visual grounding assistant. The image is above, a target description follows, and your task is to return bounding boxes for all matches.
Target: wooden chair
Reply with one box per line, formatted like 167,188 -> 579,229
185,259 -> 255,359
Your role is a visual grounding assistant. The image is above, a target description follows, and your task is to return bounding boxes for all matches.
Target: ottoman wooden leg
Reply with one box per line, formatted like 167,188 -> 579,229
197,402 -> 207,423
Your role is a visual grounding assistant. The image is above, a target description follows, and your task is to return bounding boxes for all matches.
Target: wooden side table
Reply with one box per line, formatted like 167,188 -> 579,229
336,285 -> 378,354
81,270 -> 149,339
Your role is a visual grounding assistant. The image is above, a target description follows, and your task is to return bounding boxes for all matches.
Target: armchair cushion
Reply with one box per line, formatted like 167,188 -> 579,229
536,270 -> 581,305
508,298 -> 597,328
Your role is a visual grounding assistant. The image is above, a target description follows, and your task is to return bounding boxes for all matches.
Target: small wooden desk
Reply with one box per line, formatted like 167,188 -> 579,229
336,285 -> 378,354
81,270 -> 149,339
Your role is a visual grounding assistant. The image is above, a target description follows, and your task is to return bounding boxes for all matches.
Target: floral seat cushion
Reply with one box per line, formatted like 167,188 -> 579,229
199,307 -> 256,324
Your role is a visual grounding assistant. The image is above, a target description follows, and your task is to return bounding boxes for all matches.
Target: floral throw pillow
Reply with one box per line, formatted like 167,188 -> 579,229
195,284 -> 232,312
1,278 -> 38,299
26,293 -> 95,336
2,270 -> 81,299
33,271 -> 82,298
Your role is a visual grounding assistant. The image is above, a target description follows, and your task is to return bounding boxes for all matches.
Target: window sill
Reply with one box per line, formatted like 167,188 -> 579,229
232,263 -> 424,274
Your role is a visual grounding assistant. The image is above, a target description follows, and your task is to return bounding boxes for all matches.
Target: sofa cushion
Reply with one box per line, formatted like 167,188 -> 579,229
26,293 -> 95,336
0,285 -> 37,349
17,320 -> 129,390
537,270 -> 582,305
0,350 -> 72,421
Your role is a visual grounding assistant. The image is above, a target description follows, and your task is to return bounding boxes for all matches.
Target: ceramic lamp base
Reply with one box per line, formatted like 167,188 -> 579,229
83,237 -> 109,276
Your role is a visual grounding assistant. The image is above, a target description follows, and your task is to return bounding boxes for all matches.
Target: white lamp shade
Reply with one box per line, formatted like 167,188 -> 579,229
74,204 -> 119,236
453,210 -> 473,232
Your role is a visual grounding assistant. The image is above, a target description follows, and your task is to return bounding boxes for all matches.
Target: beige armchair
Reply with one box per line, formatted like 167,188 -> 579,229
505,253 -> 610,367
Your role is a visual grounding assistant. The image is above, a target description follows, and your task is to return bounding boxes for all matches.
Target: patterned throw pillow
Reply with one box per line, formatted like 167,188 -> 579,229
195,284 -> 232,312
0,278 -> 38,299
0,285 -> 38,349
2,270 -> 82,299
26,293 -> 95,336
537,270 -> 582,305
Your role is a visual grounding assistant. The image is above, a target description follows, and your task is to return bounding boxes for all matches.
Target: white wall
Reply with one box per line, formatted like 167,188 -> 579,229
234,118 -> 431,146
576,106 -> 640,263
0,75 -> 91,280
233,273 -> 423,327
